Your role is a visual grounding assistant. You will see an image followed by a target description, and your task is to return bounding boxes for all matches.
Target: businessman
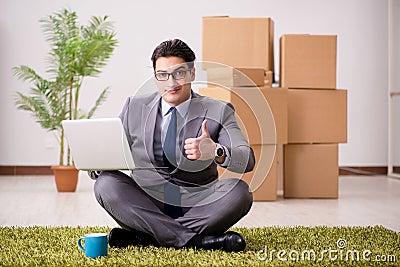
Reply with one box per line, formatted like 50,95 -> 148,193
93,39 -> 255,252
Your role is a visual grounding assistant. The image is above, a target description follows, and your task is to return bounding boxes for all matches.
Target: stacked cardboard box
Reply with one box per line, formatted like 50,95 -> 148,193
280,35 -> 337,89
201,16 -> 285,201
203,16 -> 274,74
198,86 -> 287,201
206,67 -> 267,87
203,16 -> 275,88
280,34 -> 348,198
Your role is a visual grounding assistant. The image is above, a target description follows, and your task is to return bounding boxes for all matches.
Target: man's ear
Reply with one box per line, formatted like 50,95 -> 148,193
190,67 -> 196,81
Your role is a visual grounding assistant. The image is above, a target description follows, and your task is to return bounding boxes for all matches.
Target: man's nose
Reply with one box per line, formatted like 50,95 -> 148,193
166,76 -> 179,87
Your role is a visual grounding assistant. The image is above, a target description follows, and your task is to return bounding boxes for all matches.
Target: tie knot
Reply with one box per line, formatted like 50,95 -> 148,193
167,107 -> 176,115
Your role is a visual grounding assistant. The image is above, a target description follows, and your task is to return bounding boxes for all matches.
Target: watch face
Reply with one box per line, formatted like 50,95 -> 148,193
216,147 -> 224,157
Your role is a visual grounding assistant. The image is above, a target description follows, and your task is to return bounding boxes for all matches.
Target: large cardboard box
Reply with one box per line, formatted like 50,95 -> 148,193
219,144 -> 279,201
288,89 -> 347,143
202,16 -> 274,73
284,144 -> 338,198
198,86 -> 288,144
280,34 -> 337,89
207,67 -> 265,87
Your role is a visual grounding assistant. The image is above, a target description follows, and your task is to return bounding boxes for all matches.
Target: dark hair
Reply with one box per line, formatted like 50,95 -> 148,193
151,39 -> 196,70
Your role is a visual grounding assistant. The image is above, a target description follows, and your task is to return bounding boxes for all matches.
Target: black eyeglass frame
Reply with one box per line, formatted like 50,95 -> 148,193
154,68 -> 192,81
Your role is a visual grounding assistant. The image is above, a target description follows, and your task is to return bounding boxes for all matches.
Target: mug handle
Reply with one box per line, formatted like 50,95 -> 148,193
77,237 -> 85,252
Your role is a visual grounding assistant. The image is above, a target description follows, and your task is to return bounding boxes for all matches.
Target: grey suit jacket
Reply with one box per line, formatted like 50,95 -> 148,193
119,91 -> 255,188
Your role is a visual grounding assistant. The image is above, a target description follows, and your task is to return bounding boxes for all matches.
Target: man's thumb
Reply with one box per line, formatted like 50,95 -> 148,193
200,119 -> 210,138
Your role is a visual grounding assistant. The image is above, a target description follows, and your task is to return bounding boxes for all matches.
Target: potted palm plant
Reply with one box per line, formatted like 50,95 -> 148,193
13,8 -> 117,192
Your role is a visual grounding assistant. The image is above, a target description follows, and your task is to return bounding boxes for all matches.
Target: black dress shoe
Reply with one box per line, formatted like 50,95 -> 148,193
189,231 -> 246,252
108,228 -> 159,248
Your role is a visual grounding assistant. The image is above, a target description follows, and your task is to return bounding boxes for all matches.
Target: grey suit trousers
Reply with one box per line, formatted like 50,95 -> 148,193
94,170 -> 253,248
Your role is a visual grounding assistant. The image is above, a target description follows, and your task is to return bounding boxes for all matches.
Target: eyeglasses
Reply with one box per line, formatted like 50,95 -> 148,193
154,69 -> 192,81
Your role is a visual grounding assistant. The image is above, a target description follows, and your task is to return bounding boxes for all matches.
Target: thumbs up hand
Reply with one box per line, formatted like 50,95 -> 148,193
184,119 -> 216,160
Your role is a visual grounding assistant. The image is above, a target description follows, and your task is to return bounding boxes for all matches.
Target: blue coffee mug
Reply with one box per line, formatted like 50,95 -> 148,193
78,233 -> 108,258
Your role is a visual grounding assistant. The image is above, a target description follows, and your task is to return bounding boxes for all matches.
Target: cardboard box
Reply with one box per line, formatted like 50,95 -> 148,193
280,34 -> 337,89
265,71 -> 273,88
288,89 -> 347,143
284,144 -> 338,198
202,16 -> 274,73
219,144 -> 278,201
198,86 -> 288,144
207,67 -> 265,87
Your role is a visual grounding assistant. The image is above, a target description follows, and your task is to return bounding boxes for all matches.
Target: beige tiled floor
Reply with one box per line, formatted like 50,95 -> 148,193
0,173 -> 399,232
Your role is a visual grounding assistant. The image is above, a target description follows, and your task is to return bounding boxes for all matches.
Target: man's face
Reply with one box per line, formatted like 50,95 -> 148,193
154,56 -> 195,107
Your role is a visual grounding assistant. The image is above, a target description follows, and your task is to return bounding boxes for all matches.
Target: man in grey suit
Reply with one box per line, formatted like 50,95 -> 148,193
93,39 -> 255,252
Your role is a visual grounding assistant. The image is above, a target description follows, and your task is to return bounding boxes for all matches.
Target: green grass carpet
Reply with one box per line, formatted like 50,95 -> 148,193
0,226 -> 399,266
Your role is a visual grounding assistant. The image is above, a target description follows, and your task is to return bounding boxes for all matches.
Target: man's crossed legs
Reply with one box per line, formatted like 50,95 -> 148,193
94,171 -> 253,251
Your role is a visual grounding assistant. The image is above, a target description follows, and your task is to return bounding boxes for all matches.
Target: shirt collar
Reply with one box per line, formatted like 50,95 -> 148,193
161,94 -> 192,118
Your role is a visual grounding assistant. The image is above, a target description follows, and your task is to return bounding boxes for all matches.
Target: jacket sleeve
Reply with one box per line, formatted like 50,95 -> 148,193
218,102 -> 255,173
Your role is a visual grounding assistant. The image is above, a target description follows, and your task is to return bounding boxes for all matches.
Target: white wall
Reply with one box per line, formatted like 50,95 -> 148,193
0,0 -> 389,166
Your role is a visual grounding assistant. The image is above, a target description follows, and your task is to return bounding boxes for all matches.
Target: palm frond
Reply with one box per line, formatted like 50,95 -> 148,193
83,15 -> 115,37
87,87 -> 109,119
73,15 -> 117,77
15,91 -> 58,131
12,65 -> 46,84
14,72 -> 68,131
40,8 -> 78,48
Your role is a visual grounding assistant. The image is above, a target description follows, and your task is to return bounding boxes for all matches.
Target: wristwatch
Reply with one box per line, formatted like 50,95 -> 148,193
215,143 -> 225,159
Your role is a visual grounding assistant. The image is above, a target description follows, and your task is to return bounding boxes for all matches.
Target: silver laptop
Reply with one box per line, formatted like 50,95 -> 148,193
62,118 -> 166,170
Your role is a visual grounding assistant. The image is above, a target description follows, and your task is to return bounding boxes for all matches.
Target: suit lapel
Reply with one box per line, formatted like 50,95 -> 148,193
183,98 -> 208,139
142,97 -> 160,164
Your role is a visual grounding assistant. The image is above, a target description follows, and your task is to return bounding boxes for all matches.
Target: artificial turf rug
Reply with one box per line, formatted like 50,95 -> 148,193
0,226 -> 399,266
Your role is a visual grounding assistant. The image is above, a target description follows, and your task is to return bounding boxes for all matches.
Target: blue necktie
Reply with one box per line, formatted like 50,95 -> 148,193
163,107 -> 177,167
163,107 -> 182,218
